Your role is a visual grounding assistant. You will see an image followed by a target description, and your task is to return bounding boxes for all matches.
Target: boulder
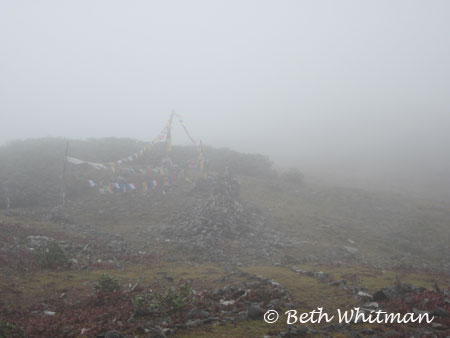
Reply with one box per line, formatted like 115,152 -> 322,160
356,291 -> 372,302
372,287 -> 400,301
103,331 -> 124,338
187,307 -> 210,319
432,306 -> 449,317
343,246 -> 358,255
247,304 -> 264,320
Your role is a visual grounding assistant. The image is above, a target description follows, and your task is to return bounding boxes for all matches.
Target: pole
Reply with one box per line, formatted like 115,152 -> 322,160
165,111 -> 175,157
60,141 -> 69,206
160,112 -> 175,176
176,114 -> 197,146
198,140 -> 205,175
3,184 -> 10,210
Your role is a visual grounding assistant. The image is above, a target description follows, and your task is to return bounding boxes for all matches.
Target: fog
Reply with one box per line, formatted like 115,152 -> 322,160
1,0 -> 450,200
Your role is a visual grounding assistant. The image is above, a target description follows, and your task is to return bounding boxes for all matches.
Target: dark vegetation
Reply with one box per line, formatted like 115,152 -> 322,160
0,137 -> 448,337
96,274 -> 121,293
35,242 -> 67,269
280,168 -> 304,186
0,138 -> 274,209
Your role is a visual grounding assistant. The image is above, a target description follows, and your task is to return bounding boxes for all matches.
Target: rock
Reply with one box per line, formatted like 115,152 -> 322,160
315,271 -> 328,282
134,326 -> 146,335
363,302 -> 379,309
185,319 -> 202,328
144,321 -> 161,329
159,318 -> 169,327
103,330 -> 124,338
27,235 -> 53,248
343,246 -> 358,255
220,299 -> 235,306
432,306 -> 449,317
356,291 -> 372,302
48,206 -> 67,222
268,298 -> 282,307
201,317 -> 221,324
323,323 -> 346,331
412,307 -> 430,316
348,331 -> 362,338
359,328 -> 375,335
232,289 -> 246,297
431,322 -> 448,330
280,325 -> 308,336
247,304 -> 264,320
292,267 -> 306,274
187,307 -> 210,319
43,310 -> 55,316
329,280 -> 346,286
213,287 -> 226,296
372,287 -> 399,301
382,330 -> 401,337
234,311 -> 248,322
142,327 -> 165,338
162,328 -> 176,335
107,239 -> 125,251
162,173 -> 283,259
404,295 -> 415,304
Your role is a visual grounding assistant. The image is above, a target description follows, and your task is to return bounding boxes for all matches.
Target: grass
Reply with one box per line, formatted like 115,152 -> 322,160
0,171 -> 449,336
238,175 -> 450,270
0,262 -> 226,310
242,265 -> 355,311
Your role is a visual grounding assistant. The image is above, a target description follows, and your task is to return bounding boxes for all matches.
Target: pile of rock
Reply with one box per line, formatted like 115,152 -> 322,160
163,174 -> 271,248
180,174 -> 262,239
151,173 -> 291,264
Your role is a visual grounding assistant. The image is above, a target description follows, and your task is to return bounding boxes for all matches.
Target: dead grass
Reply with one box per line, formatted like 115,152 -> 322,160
1,174 -> 449,336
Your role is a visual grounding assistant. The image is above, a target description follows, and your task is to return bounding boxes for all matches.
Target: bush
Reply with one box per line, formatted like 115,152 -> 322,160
0,320 -> 24,338
95,274 -> 120,292
35,242 -> 67,268
0,137 -> 276,208
0,137 -> 143,208
133,283 -> 191,315
281,168 -> 304,185
204,147 -> 275,178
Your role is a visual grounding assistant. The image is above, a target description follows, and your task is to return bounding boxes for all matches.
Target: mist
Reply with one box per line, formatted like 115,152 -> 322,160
2,0 -> 450,200
2,3 -> 450,336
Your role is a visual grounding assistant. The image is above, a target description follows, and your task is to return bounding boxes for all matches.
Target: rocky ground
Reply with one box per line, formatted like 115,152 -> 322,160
0,174 -> 449,337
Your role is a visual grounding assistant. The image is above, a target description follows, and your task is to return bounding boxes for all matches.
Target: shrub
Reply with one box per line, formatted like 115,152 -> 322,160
0,137 -> 276,208
35,242 -> 67,268
0,320 -> 24,338
204,147 -> 275,178
0,137 -> 143,208
95,274 -> 120,292
281,168 -> 304,185
133,283 -> 191,315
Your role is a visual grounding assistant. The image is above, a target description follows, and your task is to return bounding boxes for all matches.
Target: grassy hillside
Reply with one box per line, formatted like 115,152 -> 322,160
1,137 -> 448,271
0,137 -> 449,337
0,137 -> 274,208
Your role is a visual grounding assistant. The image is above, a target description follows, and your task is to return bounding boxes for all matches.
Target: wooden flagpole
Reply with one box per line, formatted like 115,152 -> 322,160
60,141 -> 70,206
165,111 -> 175,157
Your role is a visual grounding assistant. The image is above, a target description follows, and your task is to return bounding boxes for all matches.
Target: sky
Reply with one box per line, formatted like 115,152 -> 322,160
1,1 -> 450,200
